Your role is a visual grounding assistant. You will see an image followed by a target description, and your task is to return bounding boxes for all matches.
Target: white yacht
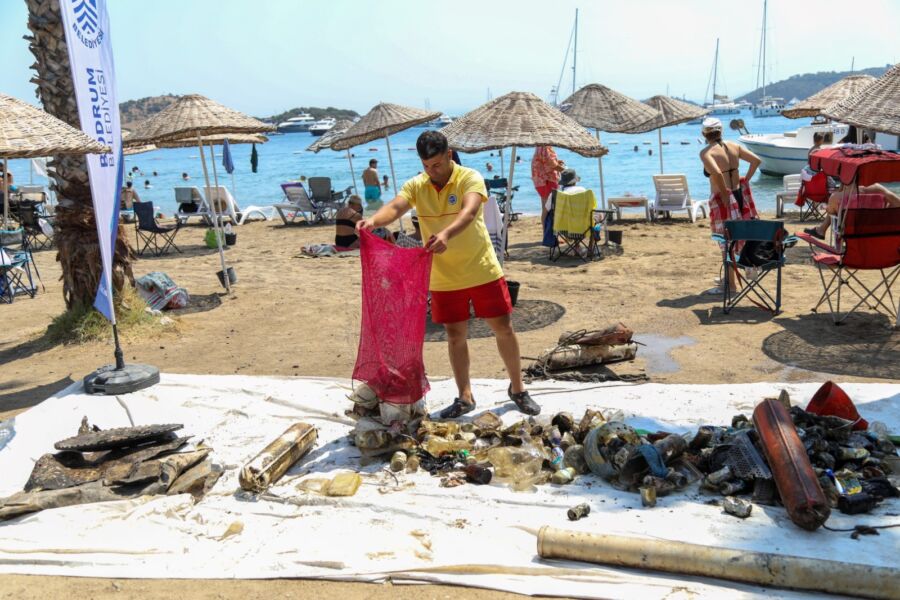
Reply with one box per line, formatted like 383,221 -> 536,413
752,96 -> 786,118
424,114 -> 453,127
706,98 -> 742,115
739,121 -> 850,176
309,117 -> 337,137
277,113 -> 315,133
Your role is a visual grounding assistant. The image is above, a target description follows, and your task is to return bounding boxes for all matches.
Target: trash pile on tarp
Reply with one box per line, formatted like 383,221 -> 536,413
353,381 -> 898,530
0,418 -> 221,520
524,323 -> 645,382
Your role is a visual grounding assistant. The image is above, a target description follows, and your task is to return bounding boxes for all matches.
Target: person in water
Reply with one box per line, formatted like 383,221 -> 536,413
362,159 -> 381,202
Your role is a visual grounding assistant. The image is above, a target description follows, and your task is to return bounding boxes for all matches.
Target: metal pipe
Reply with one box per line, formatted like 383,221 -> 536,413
346,149 -> 358,196
537,527 -> 898,599
239,422 -> 317,493
197,136 -> 230,293
595,130 -> 606,209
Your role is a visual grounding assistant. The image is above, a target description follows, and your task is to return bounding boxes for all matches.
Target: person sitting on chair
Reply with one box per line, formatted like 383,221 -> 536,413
804,183 -> 900,240
334,195 -> 364,248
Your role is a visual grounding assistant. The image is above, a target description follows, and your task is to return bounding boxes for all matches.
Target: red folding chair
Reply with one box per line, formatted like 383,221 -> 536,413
800,201 -> 900,324
795,171 -> 829,221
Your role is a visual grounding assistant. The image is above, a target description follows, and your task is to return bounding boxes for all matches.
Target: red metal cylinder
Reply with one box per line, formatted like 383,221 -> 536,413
753,399 -> 830,531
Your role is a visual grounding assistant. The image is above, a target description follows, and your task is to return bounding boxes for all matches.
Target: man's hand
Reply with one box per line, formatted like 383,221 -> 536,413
424,230 -> 450,254
356,218 -> 375,233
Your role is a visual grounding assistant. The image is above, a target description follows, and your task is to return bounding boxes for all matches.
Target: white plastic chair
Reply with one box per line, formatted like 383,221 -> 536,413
651,174 -> 708,222
775,174 -> 802,218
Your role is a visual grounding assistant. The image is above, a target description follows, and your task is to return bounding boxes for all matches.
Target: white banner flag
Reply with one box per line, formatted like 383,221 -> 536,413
60,0 -> 123,323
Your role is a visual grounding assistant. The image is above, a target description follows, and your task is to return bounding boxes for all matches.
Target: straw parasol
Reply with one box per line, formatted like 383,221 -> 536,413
0,93 -> 109,227
124,95 -> 271,292
782,74 -> 877,119
627,95 -> 709,173
825,64 -> 900,135
306,120 -> 359,196
330,103 -> 440,200
559,84 -> 661,208
442,91 -> 606,256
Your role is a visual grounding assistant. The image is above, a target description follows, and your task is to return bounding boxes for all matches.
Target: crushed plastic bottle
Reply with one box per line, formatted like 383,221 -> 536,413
422,435 -> 471,456
0,418 -> 14,452
487,444 -> 546,492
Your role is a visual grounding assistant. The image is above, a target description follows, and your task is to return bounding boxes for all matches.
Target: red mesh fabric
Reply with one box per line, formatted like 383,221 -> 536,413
352,229 -> 432,404
842,207 -> 900,270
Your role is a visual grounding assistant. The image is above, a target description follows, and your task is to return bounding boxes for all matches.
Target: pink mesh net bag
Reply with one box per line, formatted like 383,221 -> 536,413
352,230 -> 432,404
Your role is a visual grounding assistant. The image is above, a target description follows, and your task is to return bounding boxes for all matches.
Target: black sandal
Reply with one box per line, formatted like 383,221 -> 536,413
438,397 -> 475,419
507,384 -> 541,416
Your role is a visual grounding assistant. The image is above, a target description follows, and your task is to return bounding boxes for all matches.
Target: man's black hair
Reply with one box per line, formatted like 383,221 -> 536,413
416,130 -> 449,160
369,158 -> 377,166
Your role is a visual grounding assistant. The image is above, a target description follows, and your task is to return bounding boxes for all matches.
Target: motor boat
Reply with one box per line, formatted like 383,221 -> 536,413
425,114 -> 453,127
277,113 -> 315,133
752,96 -> 786,118
739,121 -> 850,176
309,117 -> 337,137
705,99 -> 742,115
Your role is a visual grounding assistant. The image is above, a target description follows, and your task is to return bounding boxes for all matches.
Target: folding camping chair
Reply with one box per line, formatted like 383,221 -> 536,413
275,182 -> 330,224
548,189 -> 601,262
798,197 -> 900,324
485,178 -> 521,222
308,177 -> 351,221
713,220 -> 794,315
0,228 -> 38,303
133,201 -> 182,257
796,171 -> 830,221
16,201 -> 54,250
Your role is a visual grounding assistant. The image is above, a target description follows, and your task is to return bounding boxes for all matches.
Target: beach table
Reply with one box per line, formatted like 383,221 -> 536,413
608,196 -> 651,221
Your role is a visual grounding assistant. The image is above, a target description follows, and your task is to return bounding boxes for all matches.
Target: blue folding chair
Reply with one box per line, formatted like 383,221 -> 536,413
712,220 -> 796,315
0,228 -> 38,303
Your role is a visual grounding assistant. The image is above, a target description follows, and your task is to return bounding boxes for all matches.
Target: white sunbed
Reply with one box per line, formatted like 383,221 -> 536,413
274,183 -> 332,225
203,185 -> 275,226
174,186 -> 213,225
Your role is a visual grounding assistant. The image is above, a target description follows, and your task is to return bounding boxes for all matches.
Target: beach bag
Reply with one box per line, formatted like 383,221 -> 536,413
738,240 -> 777,267
204,228 -> 223,249
135,271 -> 189,311
352,229 -> 432,404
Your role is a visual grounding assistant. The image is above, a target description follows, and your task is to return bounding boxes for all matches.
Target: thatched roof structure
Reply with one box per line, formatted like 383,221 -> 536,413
824,64 -> 900,135
782,75 -> 877,119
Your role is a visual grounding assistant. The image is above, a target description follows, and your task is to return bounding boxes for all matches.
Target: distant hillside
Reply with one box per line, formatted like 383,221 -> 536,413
736,65 -> 890,103
265,106 -> 360,125
119,95 -> 180,129
118,96 -> 359,129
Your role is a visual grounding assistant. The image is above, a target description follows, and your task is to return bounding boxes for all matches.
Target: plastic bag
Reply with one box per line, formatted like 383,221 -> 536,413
352,230 -> 432,404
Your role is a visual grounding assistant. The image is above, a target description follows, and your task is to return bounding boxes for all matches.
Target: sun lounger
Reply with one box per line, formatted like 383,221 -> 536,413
203,185 -> 274,225
651,174 -> 708,222
174,187 -> 212,226
275,183 -> 331,225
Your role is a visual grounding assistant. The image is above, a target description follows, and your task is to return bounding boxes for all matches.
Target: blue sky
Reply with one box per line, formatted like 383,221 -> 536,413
1,0 -> 897,118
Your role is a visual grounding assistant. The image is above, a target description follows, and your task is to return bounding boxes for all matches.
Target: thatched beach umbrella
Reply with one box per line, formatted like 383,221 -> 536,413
442,91 -> 606,254
0,93 -> 109,228
126,95 -> 270,292
306,119 -> 359,196
782,74 -> 877,119
330,103 -> 440,199
560,84 -> 660,208
825,64 -> 900,135
626,95 -> 709,173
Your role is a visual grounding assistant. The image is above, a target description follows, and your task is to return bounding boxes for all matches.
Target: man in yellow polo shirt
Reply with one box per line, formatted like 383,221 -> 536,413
358,131 -> 539,418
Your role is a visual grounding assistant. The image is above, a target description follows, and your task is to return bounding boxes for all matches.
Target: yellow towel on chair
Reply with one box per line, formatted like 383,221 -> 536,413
553,190 -> 597,234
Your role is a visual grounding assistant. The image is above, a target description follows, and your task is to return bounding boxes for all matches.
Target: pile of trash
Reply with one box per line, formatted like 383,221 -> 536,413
348,381 -> 898,530
0,418 -> 221,520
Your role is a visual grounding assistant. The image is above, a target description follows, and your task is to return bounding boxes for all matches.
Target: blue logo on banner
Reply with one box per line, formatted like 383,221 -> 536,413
448,194 -> 458,205
71,0 -> 103,48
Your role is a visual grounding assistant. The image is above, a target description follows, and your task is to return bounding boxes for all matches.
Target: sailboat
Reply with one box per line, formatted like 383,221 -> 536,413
549,9 -> 579,106
701,39 -> 741,116
752,0 -> 785,117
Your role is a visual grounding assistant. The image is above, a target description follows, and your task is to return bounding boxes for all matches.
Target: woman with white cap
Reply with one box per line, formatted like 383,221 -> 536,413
699,117 -> 762,290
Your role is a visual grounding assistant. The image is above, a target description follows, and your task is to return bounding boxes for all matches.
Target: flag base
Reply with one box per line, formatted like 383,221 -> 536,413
83,363 -> 160,395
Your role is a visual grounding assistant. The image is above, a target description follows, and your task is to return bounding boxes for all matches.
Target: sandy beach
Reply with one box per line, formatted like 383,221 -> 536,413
1,210 -> 898,600
4,210 -> 898,420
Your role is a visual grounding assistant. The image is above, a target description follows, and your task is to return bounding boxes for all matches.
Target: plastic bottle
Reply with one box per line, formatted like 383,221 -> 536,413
422,436 -> 471,456
550,446 -> 565,470
487,445 -> 545,492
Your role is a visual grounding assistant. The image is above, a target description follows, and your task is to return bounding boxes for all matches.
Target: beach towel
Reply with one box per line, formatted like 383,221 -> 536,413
135,272 -> 189,311
353,230 -> 432,405
299,243 -> 360,258
482,196 -> 504,258
553,189 -> 597,235
709,178 -> 758,243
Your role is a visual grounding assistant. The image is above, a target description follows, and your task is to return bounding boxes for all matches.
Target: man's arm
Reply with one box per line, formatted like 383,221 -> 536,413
357,196 -> 411,232
424,192 -> 482,254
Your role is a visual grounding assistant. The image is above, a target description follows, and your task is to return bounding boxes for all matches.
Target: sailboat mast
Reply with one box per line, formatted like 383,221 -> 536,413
712,38 -> 719,101
761,0 -> 767,97
572,8 -> 578,95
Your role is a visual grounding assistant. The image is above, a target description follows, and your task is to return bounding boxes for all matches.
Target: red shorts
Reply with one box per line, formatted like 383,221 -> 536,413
431,278 -> 513,324
535,182 -> 558,202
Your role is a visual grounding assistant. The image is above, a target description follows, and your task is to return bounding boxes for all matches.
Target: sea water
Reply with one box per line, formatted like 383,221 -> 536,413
4,113 -> 815,217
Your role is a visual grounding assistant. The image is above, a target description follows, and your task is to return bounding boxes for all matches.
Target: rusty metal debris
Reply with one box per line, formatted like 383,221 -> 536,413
54,423 -> 183,452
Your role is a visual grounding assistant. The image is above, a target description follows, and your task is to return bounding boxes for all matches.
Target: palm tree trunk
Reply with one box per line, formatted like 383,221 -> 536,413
25,0 -> 133,310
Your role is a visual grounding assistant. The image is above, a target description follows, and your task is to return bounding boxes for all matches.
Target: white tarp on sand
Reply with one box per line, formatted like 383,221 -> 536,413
0,375 -> 897,599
